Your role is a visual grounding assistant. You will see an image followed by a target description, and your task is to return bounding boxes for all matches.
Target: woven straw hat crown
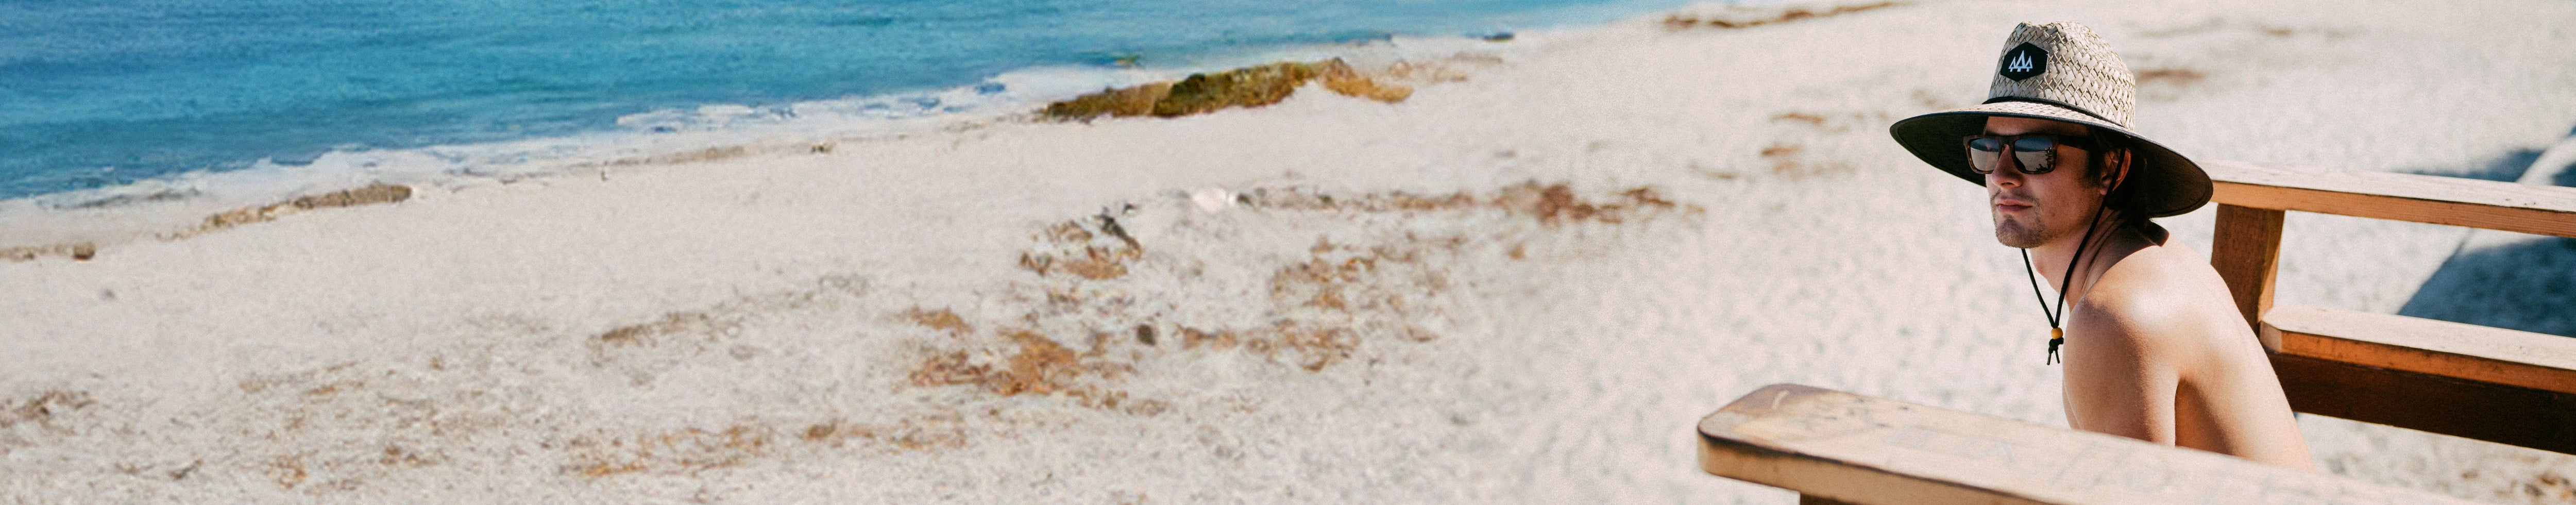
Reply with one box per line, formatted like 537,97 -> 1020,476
1989,22 -> 2136,127
1886,21 -> 2211,218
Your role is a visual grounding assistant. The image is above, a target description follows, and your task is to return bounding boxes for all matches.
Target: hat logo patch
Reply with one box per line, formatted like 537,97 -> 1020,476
1999,42 -> 2048,81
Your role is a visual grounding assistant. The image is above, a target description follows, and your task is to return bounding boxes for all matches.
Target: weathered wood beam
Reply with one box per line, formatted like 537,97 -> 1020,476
2204,160 -> 2576,238
1698,384 -> 2482,504
2267,305 -> 2576,395
2270,354 -> 2576,454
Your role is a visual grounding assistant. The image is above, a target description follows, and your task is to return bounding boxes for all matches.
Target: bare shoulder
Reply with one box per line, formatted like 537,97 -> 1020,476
2072,237 -> 2316,468
2070,240 -> 2253,359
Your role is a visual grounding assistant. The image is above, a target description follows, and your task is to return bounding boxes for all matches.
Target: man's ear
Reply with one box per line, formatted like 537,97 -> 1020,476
2100,149 -> 2132,194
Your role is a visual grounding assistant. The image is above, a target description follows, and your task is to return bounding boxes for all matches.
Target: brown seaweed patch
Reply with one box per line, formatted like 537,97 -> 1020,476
592,310 -> 729,348
0,390 -> 94,433
1179,327 -> 1239,350
267,453 -> 312,489
1663,1 -> 1906,30
800,419 -> 877,445
903,307 -> 974,336
1258,322 -> 1361,372
2524,471 -> 2576,501
581,275 -> 869,384
1769,110 -> 1884,133
568,423 -> 775,477
1239,183 -> 1687,225
1770,111 -> 1829,127
909,330 -> 1087,396
564,413 -> 970,478
0,242 -> 98,263
1020,211 -> 1144,279
1755,142 -> 1851,179
900,182 -> 1685,440
1042,59 -> 1411,121
2137,67 -> 2208,88
1381,54 -> 1501,84
1318,65 -> 1413,103
1236,187 -> 1480,213
1495,181 -> 1683,225
197,183 -> 413,232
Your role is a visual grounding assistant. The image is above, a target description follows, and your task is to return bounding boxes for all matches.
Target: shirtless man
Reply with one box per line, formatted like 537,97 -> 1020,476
1887,22 -> 2315,469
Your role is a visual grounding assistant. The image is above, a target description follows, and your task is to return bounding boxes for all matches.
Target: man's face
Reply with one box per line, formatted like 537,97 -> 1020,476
1984,116 -> 2107,248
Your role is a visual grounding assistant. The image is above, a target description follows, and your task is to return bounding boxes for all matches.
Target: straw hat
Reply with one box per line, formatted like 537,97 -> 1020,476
1888,22 -> 2211,217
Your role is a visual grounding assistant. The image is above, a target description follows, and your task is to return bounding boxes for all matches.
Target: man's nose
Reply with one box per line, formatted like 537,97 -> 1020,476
1987,162 -> 2024,187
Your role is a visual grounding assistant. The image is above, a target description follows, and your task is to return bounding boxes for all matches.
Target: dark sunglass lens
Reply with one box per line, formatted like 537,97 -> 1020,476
1965,138 -> 2001,173
2014,149 -> 2054,174
2011,137 -> 2056,153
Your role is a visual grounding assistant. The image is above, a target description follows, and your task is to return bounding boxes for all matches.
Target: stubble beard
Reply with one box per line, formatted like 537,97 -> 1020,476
1994,212 -> 2058,249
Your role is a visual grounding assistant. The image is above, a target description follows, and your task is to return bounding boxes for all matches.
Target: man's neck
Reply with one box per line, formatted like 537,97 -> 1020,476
2031,218 -> 2144,302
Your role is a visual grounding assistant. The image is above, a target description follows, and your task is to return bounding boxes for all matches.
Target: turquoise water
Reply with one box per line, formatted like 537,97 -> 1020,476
0,0 -> 1694,202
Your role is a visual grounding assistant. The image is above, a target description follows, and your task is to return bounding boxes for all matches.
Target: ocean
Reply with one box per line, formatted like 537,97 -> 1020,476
0,0 -> 1698,205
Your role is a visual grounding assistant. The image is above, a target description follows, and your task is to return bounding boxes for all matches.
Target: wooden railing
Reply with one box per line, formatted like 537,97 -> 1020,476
2205,160 -> 2576,453
1698,384 -> 2482,504
1693,162 -> 2574,503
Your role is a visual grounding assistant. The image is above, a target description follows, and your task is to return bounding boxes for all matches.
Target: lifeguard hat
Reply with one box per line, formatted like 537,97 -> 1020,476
1888,22 -> 2211,217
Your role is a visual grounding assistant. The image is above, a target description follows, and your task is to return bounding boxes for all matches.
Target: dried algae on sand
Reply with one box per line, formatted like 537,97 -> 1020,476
196,183 -> 415,233
1043,59 -> 1413,121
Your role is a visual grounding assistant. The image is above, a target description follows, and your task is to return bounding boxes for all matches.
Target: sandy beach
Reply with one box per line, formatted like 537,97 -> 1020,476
6,0 -> 2576,502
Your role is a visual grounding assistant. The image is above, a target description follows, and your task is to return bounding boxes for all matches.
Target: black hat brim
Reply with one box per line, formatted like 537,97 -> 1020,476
1889,100 -> 2211,218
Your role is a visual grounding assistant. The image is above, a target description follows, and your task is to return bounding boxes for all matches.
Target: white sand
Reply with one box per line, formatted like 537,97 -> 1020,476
6,0 -> 2576,502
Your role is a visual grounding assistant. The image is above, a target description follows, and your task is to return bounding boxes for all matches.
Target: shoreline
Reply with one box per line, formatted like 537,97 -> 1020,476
0,48 -> 1514,260
6,0 -> 2576,502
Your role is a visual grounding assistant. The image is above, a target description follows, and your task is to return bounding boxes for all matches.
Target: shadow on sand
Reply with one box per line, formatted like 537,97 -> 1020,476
2394,146 -> 2576,337
2397,235 -> 2576,336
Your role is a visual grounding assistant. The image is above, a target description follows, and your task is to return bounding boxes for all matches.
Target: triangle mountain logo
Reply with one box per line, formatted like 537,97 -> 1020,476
1999,42 -> 2048,81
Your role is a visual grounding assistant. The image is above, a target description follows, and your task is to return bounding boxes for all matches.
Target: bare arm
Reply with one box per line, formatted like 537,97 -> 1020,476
2060,299 -> 2182,444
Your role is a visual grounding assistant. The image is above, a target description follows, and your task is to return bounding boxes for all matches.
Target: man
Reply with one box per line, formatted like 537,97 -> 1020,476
1888,22 -> 2315,469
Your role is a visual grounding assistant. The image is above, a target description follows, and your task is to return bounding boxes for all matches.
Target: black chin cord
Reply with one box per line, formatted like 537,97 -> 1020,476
2022,200 -> 2109,365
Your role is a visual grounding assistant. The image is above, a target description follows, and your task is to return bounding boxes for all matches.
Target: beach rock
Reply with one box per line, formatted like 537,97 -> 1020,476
1,242 -> 101,262
1041,59 -> 1411,121
1042,81 -> 1174,120
1317,60 -> 1413,103
1151,61 -> 1328,117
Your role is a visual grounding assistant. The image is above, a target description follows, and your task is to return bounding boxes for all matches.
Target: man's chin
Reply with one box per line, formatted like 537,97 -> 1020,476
1993,222 -> 2043,248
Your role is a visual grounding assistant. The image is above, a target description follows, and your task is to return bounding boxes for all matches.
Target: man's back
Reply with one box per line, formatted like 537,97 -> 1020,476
2062,223 -> 2316,469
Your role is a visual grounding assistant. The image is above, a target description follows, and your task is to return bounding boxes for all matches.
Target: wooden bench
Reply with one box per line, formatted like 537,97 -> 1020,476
1698,383 -> 2484,505
2205,160 -> 2576,453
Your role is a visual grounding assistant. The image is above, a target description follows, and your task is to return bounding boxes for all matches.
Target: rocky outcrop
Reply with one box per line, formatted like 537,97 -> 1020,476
1043,59 -> 1411,121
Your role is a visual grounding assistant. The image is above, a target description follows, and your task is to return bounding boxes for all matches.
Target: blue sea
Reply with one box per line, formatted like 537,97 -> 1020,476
0,0 -> 1701,204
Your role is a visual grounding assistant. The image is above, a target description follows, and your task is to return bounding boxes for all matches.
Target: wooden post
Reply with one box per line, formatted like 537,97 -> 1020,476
2208,204 -> 2285,347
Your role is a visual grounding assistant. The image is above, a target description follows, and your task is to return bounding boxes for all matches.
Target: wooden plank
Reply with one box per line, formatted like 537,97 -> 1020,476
2204,160 -> 2576,238
1698,384 -> 2482,505
2266,305 -> 2576,396
2210,204 -> 2286,340
2272,353 -> 2576,454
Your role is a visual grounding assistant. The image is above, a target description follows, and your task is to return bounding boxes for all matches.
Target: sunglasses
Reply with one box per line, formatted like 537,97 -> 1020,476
1963,133 -> 2097,175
